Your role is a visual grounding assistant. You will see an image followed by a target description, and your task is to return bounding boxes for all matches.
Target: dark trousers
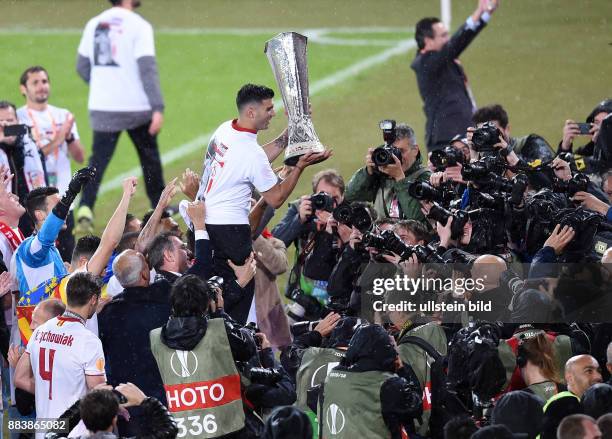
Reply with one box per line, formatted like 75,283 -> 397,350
81,122 -> 165,210
206,224 -> 254,324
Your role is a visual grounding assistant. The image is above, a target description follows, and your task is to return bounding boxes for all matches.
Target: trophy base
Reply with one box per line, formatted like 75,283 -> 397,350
284,155 -> 300,166
283,141 -> 325,166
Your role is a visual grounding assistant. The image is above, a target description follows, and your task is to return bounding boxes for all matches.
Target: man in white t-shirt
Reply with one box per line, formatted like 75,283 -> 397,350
17,65 -> 86,261
14,272 -> 106,437
197,83 -> 331,322
75,0 -> 165,234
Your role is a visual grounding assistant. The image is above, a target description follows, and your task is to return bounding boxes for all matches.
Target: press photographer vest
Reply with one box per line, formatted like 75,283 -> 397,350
150,318 -> 245,438
321,369 -> 395,439
397,322 -> 448,437
296,347 -> 346,436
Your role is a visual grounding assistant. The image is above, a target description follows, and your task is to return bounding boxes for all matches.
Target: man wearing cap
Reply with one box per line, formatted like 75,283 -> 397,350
345,123 -> 430,222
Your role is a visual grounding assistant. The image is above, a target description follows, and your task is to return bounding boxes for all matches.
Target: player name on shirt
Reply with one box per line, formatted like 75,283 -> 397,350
34,330 -> 74,346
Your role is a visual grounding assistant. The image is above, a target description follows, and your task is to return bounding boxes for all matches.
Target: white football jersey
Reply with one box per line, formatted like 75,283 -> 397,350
26,315 -> 106,423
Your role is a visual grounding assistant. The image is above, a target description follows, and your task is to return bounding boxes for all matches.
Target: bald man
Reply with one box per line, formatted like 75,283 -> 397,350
565,355 -> 603,399
469,254 -> 510,321
540,355 -> 602,439
97,249 -> 171,436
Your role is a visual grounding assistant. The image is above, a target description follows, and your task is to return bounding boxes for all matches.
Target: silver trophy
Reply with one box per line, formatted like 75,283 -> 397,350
265,32 -> 325,166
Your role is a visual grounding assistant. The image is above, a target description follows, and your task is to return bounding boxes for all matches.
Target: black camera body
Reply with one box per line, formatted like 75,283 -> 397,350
206,276 -> 223,302
472,122 -> 501,153
372,119 -> 403,167
332,202 -> 373,233
427,203 -> 470,241
430,146 -> 466,171
552,173 -> 589,197
310,191 -> 334,212
408,181 -> 455,204
361,229 -> 444,263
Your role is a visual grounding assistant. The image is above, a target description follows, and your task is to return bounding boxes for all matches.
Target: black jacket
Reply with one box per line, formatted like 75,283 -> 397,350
45,396 -> 177,439
411,19 -> 487,150
98,281 -> 172,404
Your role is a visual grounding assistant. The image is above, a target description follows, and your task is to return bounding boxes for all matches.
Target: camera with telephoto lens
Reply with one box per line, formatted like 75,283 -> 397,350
309,191 -> 334,212
361,229 -> 444,263
206,276 -> 223,302
237,362 -> 283,386
427,203 -> 470,241
332,202 -> 373,233
408,181 -> 455,204
461,156 -> 506,181
290,320 -> 321,338
372,119 -> 402,167
430,145 -> 466,171
552,173 -> 589,197
285,288 -> 325,322
471,122 -> 501,153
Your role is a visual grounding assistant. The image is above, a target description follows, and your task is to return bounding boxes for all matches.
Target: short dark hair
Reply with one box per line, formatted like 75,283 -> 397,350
374,217 -> 396,228
557,414 -> 596,439
25,187 -> 59,223
0,101 -> 17,114
170,274 -> 210,317
66,272 -> 101,308
415,17 -> 441,50
142,209 -> 170,227
443,416 -> 478,439
312,169 -> 345,194
117,231 -> 139,253
236,84 -> 274,112
19,66 -> 49,87
108,0 -> 123,5
473,104 -> 509,129
394,220 -> 431,243
71,235 -> 101,265
146,232 -> 176,270
80,389 -> 119,432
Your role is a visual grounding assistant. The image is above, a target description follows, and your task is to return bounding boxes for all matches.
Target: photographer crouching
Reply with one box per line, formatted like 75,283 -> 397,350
149,274 -> 295,438
345,121 -> 431,223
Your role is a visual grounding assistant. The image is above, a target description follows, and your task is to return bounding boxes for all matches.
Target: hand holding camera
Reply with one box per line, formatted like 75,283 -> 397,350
298,195 -> 313,223
543,224 -> 576,255
313,312 -> 341,337
115,382 -> 146,407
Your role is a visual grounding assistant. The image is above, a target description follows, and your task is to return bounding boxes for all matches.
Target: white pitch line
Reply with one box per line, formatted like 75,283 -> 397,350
98,38 -> 416,196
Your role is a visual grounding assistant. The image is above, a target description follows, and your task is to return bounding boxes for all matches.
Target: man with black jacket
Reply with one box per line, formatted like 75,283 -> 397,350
412,0 -> 499,151
320,323 -> 422,439
150,274 -> 294,439
45,382 -> 177,439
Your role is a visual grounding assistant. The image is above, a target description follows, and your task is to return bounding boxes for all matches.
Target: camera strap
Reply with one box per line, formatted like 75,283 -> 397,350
287,235 -> 317,291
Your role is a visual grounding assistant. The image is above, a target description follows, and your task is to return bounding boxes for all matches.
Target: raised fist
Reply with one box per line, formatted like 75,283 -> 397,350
68,166 -> 96,193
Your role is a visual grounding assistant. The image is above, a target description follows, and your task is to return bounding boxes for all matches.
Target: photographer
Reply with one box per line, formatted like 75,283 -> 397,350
327,218 -> 397,316
385,289 -> 448,437
150,274 -> 294,438
345,123 -> 430,222
320,323 -> 423,439
45,382 -> 177,439
559,98 -> 611,157
272,170 -> 345,318
0,100 -> 45,235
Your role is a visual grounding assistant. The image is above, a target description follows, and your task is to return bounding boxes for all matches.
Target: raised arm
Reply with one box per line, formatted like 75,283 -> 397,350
136,178 -> 177,253
86,177 -> 137,276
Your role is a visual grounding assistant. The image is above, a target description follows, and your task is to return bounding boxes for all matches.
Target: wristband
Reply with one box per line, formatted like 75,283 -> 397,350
65,135 -> 75,144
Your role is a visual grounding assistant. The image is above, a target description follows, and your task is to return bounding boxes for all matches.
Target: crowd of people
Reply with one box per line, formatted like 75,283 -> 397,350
0,0 -> 611,438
